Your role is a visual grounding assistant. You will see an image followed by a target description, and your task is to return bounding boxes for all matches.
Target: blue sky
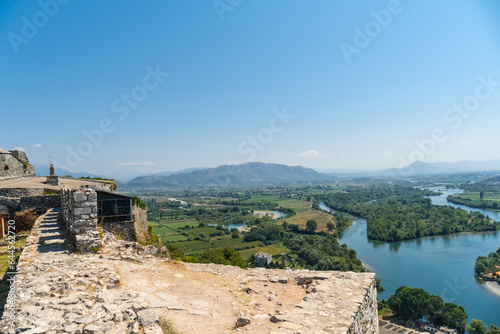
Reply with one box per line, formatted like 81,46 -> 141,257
1,0 -> 500,174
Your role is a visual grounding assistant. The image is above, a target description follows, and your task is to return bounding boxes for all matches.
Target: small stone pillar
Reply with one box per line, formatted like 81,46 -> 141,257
46,163 -> 59,185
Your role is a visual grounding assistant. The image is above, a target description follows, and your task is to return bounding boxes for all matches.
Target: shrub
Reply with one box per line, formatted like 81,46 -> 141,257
147,225 -> 158,243
14,210 -> 38,232
158,317 -> 182,334
132,196 -> 147,210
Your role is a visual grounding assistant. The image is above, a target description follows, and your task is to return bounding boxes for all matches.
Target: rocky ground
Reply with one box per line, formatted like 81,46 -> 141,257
0,209 -> 377,334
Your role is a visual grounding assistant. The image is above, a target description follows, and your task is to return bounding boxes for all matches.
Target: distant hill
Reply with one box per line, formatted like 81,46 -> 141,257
382,160 -> 500,178
155,167 -> 207,177
383,161 -> 444,177
476,175 -> 500,186
34,165 -> 101,179
126,162 -> 333,188
430,160 -> 500,172
33,165 -> 207,183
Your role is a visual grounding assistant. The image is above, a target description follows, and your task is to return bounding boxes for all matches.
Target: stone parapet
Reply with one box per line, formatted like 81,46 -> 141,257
61,187 -> 101,252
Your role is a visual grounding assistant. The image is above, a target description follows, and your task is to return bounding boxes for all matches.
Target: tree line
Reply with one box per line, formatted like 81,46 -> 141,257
315,186 -> 499,242
447,195 -> 500,210
382,285 -> 500,334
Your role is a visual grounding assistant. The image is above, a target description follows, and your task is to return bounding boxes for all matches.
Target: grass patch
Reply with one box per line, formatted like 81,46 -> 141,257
458,191 -> 500,202
378,307 -> 393,316
173,239 -> 264,256
282,205 -> 334,232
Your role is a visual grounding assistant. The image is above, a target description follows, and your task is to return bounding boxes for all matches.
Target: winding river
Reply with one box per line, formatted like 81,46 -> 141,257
320,188 -> 500,325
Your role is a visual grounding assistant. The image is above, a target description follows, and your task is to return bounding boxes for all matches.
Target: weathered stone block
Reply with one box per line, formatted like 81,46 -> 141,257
88,192 -> 97,201
137,309 -> 158,327
73,192 -> 87,202
74,207 -> 92,215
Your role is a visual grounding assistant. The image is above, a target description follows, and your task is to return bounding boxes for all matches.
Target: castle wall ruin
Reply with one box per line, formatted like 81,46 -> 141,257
0,149 -> 35,179
61,186 -> 102,252
61,187 -> 149,251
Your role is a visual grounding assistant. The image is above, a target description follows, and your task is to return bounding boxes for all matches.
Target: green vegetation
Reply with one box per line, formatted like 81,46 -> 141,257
448,192 -> 500,210
467,320 -> 500,334
132,195 -> 147,210
244,223 -> 364,271
449,175 -> 500,211
132,181 -> 500,327
316,185 -> 499,242
475,248 -> 500,281
78,176 -> 115,181
380,285 -> 500,334
199,246 -> 245,268
386,286 -> 468,333
78,176 -> 118,191
139,187 -> 366,271
305,220 -> 317,233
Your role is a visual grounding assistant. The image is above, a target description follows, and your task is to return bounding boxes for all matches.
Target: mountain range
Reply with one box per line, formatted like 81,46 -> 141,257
34,165 -> 206,183
126,162 -> 333,188
35,160 -> 500,188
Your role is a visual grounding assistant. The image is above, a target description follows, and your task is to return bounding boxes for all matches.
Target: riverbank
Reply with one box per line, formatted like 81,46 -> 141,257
447,196 -> 500,212
485,281 -> 500,297
337,188 -> 500,325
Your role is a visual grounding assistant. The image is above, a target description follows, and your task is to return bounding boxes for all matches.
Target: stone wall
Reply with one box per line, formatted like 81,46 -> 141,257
61,187 -> 101,253
60,187 -> 147,251
348,277 -> 379,333
20,195 -> 61,211
101,221 -> 136,241
100,206 -> 147,242
268,271 -> 379,334
0,187 -> 44,197
0,150 -> 35,179
0,197 -> 21,212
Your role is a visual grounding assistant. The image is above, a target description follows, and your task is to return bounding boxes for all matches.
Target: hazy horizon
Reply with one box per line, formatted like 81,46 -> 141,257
2,1 -> 500,175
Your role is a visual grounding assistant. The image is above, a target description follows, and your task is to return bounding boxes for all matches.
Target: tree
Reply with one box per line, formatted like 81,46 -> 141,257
326,221 -> 335,231
199,247 -> 245,268
488,324 -> 500,334
442,303 -> 467,333
375,278 -> 385,293
467,319 -> 488,334
306,220 -> 318,233
427,295 -> 444,324
387,286 -> 431,320
480,191 -> 484,199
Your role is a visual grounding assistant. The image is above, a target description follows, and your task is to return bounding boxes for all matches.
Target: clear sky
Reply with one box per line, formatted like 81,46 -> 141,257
2,0 -> 500,174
